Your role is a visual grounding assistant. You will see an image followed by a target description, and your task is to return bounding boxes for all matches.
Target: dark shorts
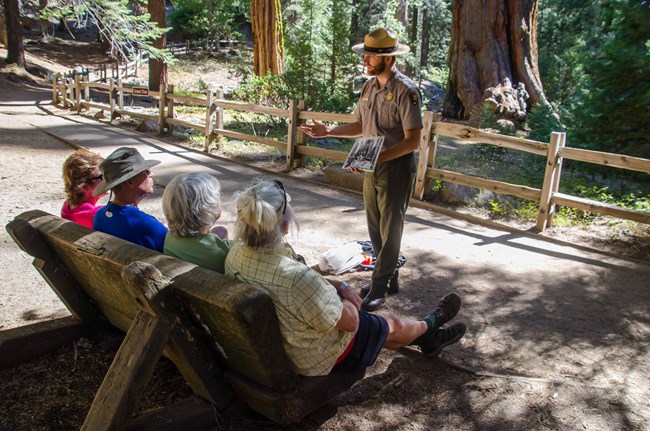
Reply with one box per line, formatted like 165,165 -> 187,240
331,311 -> 389,374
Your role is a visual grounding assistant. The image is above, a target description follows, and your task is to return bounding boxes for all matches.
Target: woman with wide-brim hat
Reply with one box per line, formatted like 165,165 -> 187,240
92,147 -> 168,252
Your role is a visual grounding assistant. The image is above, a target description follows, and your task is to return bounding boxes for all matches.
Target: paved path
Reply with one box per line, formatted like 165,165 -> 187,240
2,85 -> 649,429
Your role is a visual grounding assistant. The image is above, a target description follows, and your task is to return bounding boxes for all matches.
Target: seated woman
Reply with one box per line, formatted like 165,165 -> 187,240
61,149 -> 106,228
225,179 -> 466,377
93,147 -> 167,252
162,172 -> 230,273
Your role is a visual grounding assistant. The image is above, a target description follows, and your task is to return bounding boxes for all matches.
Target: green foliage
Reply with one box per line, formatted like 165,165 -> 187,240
169,0 -> 244,41
232,71 -> 356,113
539,0 -> 649,157
526,102 -> 564,143
424,66 -> 449,88
478,104 -> 499,130
41,0 -> 173,63
570,0 -> 650,158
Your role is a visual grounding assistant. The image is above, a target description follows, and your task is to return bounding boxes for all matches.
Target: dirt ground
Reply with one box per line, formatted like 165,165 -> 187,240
1,37 -> 649,431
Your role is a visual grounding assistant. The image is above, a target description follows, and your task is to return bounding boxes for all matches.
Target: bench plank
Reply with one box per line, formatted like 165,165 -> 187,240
0,316 -> 98,369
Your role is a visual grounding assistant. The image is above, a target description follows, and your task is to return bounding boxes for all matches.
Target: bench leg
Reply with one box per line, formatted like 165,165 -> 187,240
81,311 -> 174,431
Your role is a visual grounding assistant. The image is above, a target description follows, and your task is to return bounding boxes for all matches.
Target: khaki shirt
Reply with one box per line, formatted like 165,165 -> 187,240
353,70 -> 423,148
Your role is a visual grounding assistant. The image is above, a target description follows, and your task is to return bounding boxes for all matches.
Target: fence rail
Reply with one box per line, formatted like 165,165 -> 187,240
51,74 -> 650,232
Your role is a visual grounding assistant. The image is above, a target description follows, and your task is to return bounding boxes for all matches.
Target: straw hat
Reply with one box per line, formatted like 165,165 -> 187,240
93,147 -> 160,196
352,28 -> 410,56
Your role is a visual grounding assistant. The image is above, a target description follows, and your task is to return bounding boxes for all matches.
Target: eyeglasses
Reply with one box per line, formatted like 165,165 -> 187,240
273,180 -> 287,215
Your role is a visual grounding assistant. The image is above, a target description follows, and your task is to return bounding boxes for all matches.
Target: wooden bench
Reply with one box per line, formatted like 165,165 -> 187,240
3,210 -> 364,429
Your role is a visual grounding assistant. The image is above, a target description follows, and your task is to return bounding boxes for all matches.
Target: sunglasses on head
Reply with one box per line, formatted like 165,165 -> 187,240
272,180 -> 287,215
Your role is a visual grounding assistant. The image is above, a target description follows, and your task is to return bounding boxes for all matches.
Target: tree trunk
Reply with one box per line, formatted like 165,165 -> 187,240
0,10 -> 7,47
207,0 -> 214,54
396,0 -> 408,30
443,0 -> 549,121
147,0 -> 167,91
250,0 -> 285,76
420,9 -> 430,69
3,0 -> 25,67
409,4 -> 418,48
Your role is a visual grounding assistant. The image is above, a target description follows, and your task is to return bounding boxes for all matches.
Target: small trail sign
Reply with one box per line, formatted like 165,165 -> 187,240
132,87 -> 149,96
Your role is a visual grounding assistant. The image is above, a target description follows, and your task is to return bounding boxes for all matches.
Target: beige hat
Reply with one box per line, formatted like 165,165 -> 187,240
352,28 -> 410,56
93,147 -> 160,196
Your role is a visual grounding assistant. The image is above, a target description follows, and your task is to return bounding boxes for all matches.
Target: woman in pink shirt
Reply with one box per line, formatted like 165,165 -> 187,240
61,149 -> 106,228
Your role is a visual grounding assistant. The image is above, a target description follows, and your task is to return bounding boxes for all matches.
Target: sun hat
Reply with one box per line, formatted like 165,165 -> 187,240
92,147 -> 160,196
351,28 -> 410,56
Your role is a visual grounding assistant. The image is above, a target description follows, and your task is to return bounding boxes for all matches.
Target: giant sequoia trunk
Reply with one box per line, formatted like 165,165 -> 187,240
443,0 -> 549,121
3,0 -> 25,67
147,0 -> 167,91
250,0 -> 284,76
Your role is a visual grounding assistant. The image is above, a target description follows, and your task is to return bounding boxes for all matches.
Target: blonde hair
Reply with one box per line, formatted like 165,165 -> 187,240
62,149 -> 104,206
162,173 -> 223,237
233,180 -> 297,247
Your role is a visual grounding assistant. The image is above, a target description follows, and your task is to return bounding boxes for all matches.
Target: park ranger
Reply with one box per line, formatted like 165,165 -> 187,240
301,28 -> 423,311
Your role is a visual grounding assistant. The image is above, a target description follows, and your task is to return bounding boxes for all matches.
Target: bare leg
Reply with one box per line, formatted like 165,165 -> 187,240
381,314 -> 428,349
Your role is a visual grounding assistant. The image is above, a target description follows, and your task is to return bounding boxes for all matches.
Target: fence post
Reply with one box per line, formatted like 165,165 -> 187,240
545,132 -> 566,228
52,73 -> 60,105
167,84 -> 175,136
285,99 -> 298,172
295,100 -> 306,168
158,84 -> 166,135
67,77 -> 74,109
204,90 -> 215,152
536,132 -> 565,232
61,77 -> 69,108
117,77 -> 124,111
413,111 -> 439,200
109,78 -> 116,120
74,75 -> 81,111
83,74 -> 90,107
215,88 -> 224,150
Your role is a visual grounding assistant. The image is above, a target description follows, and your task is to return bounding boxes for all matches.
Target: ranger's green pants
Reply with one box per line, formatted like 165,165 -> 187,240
363,152 -> 415,288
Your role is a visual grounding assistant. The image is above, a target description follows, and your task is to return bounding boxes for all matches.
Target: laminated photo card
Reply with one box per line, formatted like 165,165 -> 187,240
342,136 -> 384,172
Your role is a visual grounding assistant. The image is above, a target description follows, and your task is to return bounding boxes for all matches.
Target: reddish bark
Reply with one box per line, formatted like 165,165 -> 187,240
443,0 -> 549,120
250,0 -> 285,76
3,0 -> 25,67
147,0 -> 167,91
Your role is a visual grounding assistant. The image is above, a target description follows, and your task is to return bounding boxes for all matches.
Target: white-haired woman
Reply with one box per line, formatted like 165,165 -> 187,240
162,172 -> 230,273
225,179 -> 466,377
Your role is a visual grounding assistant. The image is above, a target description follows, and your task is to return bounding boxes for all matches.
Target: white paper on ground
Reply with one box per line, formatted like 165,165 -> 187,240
318,241 -> 364,275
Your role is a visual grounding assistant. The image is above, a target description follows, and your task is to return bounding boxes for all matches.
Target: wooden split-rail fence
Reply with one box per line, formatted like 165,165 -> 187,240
51,74 -> 650,232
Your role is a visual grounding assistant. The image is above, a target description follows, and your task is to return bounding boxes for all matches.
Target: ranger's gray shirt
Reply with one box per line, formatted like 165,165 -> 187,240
353,70 -> 423,149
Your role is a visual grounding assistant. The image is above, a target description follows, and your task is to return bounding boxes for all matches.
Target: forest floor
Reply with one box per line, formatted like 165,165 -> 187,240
1,32 -> 649,431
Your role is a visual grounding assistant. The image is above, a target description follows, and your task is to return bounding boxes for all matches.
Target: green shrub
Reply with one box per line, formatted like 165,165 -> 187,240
526,102 -> 563,143
232,71 -> 356,113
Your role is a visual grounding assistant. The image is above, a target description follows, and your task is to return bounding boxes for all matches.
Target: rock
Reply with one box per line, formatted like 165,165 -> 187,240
135,119 -> 159,133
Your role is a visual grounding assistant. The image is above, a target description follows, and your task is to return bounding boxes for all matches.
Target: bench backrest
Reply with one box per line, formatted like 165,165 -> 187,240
10,210 -> 298,390
8,210 -> 364,425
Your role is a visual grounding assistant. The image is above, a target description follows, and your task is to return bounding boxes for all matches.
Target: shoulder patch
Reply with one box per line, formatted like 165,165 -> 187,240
410,91 -> 420,106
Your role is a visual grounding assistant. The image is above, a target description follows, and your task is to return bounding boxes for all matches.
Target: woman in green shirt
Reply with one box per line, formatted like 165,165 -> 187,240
162,172 -> 230,273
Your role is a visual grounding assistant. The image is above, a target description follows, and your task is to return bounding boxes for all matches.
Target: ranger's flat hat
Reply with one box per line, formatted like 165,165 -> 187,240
352,28 -> 410,56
